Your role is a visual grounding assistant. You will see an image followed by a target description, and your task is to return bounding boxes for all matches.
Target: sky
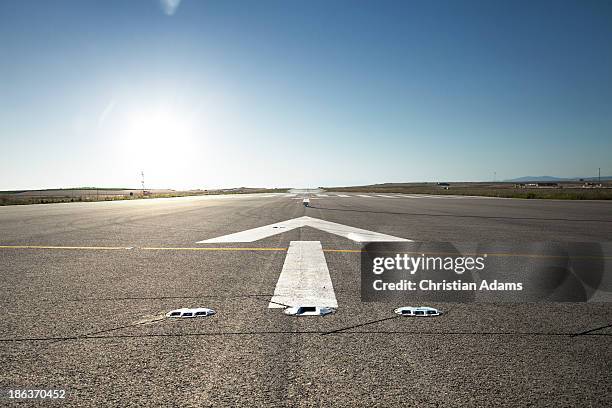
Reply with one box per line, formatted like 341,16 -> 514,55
1,0 -> 611,190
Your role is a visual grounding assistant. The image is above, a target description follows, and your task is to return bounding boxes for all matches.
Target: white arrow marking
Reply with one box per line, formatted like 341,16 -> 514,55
197,217 -> 409,311
196,216 -> 410,243
268,241 -> 337,308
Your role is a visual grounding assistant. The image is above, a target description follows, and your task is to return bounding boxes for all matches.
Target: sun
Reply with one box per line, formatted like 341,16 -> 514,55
121,107 -> 196,171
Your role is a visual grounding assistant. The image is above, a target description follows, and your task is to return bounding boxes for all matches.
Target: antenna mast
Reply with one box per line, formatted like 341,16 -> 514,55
141,171 -> 145,195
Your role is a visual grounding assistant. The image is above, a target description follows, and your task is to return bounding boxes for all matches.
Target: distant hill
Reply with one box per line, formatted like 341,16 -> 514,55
505,176 -> 612,182
505,176 -> 566,182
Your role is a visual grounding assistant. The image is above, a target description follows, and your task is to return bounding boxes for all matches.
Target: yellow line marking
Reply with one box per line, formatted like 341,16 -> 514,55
324,249 -> 612,260
0,245 -> 129,250
142,247 -> 287,251
484,252 -> 612,260
0,245 -> 286,252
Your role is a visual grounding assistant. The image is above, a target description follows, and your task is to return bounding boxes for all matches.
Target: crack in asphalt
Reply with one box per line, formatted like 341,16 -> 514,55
570,322 -> 612,337
321,316 -> 401,335
2,330 -> 610,343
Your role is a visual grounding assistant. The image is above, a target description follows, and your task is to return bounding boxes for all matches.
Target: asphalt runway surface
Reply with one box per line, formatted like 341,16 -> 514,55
1,193 -> 611,406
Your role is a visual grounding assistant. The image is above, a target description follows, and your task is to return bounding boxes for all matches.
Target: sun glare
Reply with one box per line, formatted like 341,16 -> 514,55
120,108 -> 196,171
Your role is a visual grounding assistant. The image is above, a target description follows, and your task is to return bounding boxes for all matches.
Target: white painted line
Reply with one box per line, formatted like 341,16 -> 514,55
260,194 -> 281,197
336,194 -> 351,197
316,194 -> 329,197
284,194 -> 297,197
269,241 -> 337,308
357,194 -> 372,198
198,218 -> 304,243
374,194 -> 399,198
303,217 -> 410,242
197,216 -> 410,243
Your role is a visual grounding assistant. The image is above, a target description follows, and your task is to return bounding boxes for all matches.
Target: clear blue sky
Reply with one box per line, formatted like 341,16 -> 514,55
1,0 -> 611,190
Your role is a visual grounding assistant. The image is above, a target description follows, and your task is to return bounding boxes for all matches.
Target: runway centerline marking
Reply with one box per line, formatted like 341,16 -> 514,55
268,241 -> 338,308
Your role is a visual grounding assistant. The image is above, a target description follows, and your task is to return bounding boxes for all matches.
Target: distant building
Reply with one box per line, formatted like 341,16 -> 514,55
523,182 -> 559,188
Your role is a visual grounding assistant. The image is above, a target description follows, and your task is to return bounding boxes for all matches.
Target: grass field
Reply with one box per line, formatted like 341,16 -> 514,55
0,188 -> 288,206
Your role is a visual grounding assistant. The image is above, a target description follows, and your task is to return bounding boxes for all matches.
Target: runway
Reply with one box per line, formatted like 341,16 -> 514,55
1,193 -> 611,406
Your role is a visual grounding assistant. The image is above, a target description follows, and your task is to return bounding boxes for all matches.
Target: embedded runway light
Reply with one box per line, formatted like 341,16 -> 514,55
165,307 -> 216,318
283,306 -> 335,316
394,306 -> 442,317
